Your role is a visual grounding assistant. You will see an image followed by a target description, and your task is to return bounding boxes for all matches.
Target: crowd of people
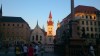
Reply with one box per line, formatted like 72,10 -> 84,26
2,43 -> 45,56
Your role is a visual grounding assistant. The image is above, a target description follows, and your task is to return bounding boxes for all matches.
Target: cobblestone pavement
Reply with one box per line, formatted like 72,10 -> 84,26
43,52 -> 57,56
0,50 -> 57,56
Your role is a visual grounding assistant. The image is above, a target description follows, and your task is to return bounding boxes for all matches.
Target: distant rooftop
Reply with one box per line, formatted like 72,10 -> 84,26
75,5 -> 100,14
0,16 -> 26,23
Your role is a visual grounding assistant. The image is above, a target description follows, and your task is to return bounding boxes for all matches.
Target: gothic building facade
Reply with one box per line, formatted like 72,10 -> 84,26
30,21 -> 46,45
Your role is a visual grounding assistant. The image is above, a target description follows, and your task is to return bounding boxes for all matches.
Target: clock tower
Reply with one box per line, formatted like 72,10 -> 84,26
46,11 -> 54,52
47,11 -> 54,37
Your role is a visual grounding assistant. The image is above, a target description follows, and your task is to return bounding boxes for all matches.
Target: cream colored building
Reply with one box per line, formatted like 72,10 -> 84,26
74,5 -> 100,38
30,21 -> 46,45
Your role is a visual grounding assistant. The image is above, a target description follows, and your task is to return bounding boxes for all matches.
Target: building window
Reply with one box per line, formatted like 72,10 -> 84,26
22,24 -> 23,27
94,22 -> 96,25
90,16 -> 92,19
17,24 -> 19,26
98,21 -> 100,26
90,21 -> 92,25
86,15 -> 88,19
32,36 -> 34,40
91,34 -> 94,38
36,35 -> 38,41
40,36 -> 42,41
87,33 -> 89,38
13,24 -> 14,26
91,27 -> 93,31
94,16 -> 96,19
95,28 -> 97,32
8,24 -> 10,26
86,27 -> 89,31
3,24 -> 5,26
82,27 -> 85,31
86,21 -> 88,25
82,21 -> 84,25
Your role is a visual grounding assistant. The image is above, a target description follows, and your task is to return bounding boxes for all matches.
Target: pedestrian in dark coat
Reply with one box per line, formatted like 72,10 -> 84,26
28,44 -> 34,56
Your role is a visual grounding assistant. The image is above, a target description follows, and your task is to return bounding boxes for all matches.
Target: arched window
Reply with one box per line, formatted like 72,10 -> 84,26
86,15 -> 88,19
36,35 -> 38,41
94,16 -> 96,19
90,16 -> 92,19
40,36 -> 42,41
32,36 -> 34,40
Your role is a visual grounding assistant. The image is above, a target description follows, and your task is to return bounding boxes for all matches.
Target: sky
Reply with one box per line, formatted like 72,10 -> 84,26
0,0 -> 100,33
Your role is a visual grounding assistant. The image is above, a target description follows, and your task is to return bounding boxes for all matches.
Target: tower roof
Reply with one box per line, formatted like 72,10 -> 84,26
36,20 -> 39,28
49,11 -> 52,18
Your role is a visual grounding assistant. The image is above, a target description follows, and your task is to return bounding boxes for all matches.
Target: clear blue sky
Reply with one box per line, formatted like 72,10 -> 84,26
0,0 -> 100,32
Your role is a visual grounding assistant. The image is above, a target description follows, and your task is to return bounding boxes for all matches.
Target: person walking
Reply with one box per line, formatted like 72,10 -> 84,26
28,44 -> 34,56
15,45 -> 21,56
40,45 -> 45,56
23,44 -> 28,56
34,44 -> 39,56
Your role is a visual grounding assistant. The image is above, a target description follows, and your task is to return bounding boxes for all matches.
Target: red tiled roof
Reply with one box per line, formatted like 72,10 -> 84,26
75,5 -> 99,14
61,5 -> 100,24
47,21 -> 53,25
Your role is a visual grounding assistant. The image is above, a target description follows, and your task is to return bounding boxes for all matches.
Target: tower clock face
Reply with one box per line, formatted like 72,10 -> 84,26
49,31 -> 52,34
